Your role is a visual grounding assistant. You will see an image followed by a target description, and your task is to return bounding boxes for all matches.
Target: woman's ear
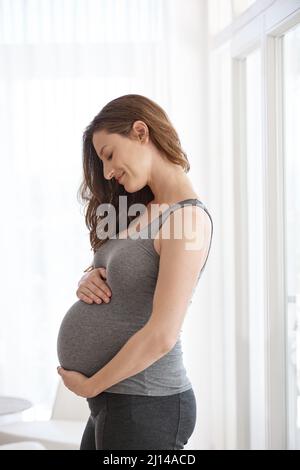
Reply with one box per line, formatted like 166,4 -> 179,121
131,120 -> 149,143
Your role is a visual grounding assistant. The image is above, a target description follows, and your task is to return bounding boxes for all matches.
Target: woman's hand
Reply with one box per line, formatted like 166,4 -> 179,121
76,267 -> 112,305
57,367 -> 97,398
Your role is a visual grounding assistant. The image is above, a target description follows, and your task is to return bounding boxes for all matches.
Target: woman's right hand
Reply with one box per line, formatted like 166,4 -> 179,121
76,267 -> 112,304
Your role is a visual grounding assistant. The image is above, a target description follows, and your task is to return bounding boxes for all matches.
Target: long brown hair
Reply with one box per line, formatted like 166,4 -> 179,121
78,94 -> 190,253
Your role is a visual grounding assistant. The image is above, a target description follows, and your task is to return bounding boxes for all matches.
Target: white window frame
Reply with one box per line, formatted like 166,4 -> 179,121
208,0 -> 300,449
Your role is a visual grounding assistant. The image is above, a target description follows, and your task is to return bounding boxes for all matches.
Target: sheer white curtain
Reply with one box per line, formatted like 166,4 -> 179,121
0,0 -> 210,448
0,0 -> 169,416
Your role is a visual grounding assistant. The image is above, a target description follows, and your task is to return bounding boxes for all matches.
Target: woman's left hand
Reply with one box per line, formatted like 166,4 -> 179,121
57,366 -> 96,398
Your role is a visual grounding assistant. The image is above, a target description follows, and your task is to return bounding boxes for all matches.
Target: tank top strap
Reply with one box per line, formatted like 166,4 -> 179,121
145,198 -> 213,240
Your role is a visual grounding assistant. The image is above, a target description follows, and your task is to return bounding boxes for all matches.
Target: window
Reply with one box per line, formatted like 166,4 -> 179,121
208,0 -> 300,449
283,22 -> 300,450
246,48 -> 266,450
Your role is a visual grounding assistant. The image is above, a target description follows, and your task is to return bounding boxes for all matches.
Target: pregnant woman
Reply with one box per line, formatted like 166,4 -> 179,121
57,94 -> 213,450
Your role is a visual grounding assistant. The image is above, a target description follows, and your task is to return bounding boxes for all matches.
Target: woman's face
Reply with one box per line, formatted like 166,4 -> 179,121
92,125 -> 151,192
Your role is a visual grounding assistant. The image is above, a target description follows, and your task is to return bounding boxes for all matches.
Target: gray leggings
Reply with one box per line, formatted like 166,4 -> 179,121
80,388 -> 197,450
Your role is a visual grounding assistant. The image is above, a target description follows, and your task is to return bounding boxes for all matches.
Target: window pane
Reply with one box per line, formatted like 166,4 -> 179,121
246,48 -> 266,449
283,22 -> 300,451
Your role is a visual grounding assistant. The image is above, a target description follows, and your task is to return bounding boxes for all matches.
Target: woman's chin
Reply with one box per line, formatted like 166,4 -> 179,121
123,181 -> 138,193
120,177 -> 144,194
121,177 -> 131,190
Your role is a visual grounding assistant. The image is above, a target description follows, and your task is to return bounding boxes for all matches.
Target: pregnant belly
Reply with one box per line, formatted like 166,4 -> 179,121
57,300 -> 140,377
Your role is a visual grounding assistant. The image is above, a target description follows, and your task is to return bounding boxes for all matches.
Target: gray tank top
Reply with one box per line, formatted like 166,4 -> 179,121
57,198 -> 213,396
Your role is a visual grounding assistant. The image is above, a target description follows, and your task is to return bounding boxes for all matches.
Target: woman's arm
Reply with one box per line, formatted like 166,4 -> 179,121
88,323 -> 171,396
57,323 -> 170,398
58,205 -> 212,397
